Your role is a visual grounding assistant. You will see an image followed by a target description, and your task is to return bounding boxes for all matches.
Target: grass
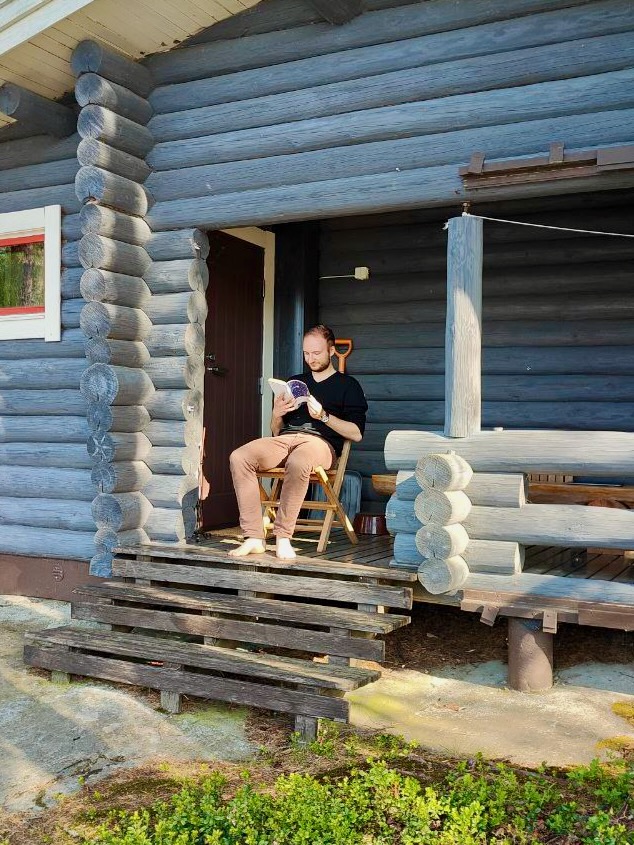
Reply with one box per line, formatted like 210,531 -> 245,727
0,724 -> 631,845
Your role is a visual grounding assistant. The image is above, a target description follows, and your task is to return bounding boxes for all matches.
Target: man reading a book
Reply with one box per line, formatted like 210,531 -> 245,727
229,324 -> 368,560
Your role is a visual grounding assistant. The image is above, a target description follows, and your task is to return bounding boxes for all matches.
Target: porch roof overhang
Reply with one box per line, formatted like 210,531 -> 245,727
0,0 -> 263,131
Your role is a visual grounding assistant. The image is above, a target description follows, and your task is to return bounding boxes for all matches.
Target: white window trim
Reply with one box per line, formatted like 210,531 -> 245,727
0,204 -> 61,342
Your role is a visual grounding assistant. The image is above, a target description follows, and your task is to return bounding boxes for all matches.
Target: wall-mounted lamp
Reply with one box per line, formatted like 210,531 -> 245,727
320,266 -> 370,281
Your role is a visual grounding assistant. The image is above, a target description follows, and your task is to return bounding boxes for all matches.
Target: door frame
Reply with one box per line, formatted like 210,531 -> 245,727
221,226 -> 275,437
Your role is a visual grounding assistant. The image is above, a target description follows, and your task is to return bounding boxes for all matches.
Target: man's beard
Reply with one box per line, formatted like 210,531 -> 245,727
310,359 -> 331,372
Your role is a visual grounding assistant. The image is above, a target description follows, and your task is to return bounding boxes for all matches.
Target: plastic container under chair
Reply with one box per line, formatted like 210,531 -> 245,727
353,512 -> 388,536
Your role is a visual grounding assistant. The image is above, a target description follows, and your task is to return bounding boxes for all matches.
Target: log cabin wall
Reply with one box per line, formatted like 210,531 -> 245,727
320,194 -> 634,513
143,0 -> 634,231
0,133 -> 98,560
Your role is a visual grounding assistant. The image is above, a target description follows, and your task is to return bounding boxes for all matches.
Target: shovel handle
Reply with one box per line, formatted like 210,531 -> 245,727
333,338 -> 353,373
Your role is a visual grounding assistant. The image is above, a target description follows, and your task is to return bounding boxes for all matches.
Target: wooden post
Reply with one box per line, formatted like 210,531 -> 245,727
444,215 -> 483,438
507,618 -> 554,692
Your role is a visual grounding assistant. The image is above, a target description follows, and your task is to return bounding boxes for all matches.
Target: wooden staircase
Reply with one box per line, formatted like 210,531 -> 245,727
24,542 -> 416,738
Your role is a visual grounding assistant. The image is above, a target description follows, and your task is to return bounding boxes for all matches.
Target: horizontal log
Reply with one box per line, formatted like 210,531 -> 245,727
89,550 -> 113,576
146,389 -> 202,421
148,67 -> 634,171
62,240 -> 80,267
146,0 -> 623,85
145,290 -> 208,326
81,268 -> 151,308
61,298 -> 84,329
146,446 -> 199,476
71,40 -> 153,98
92,491 -> 152,530
145,419 -> 202,448
91,460 -> 152,493
147,103 -> 634,200
85,338 -> 150,367
0,497 -> 94,531
0,82 -> 75,137
416,453 -> 472,492
143,508 -> 187,542
0,358 -> 85,389
0,466 -> 93,500
0,329 -> 86,360
0,390 -> 86,416
371,400 -> 634,429
78,138 -> 151,183
146,229 -> 210,261
80,203 -> 151,245
75,72 -> 153,124
79,233 -> 150,279
385,430 -> 634,475
142,474 -> 199,508
418,556 -> 469,594
347,345 -> 634,376
335,320 -> 634,350
147,161 -> 634,232
464,503 -> 634,550
78,105 -> 153,158
528,482 -> 634,506
150,31 -> 634,143
416,523 -> 469,559
87,431 -> 152,463
0,415 -> 88,444
80,363 -> 154,405
385,495 -> 420,534
95,527 -> 149,553
143,259 -> 209,294
64,215 -> 83,244
75,165 -> 149,216
86,403 -> 151,434
0,526 -> 95,560
393,533 -> 523,574
146,322 -> 205,357
0,443 -> 91,469
144,357 -> 204,389
0,134 -> 79,172
80,301 -> 152,340
392,471 -> 526,507
358,374 -> 634,403
415,488 -> 472,525
61,267 -> 83,299
0,183 -> 80,215
0,157 -> 78,194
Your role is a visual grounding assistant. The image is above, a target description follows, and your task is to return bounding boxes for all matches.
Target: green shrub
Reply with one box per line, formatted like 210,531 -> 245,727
83,757 -> 633,845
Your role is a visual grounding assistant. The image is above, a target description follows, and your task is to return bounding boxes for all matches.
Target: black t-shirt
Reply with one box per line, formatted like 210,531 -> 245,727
281,370 -> 368,456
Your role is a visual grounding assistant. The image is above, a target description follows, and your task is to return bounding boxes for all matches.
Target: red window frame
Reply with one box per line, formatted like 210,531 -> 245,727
0,233 -> 45,316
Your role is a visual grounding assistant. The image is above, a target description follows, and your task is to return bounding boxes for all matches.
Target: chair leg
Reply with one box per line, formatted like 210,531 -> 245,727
317,507 -> 336,554
315,466 -> 358,551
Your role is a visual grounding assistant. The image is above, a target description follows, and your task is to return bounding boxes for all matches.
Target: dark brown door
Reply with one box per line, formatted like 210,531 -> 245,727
199,231 -> 264,529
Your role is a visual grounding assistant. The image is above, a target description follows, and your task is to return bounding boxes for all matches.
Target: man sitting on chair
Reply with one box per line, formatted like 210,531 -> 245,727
229,324 -> 368,560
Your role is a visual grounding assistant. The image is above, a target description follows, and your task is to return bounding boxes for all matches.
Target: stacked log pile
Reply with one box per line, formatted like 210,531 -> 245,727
73,41 -> 155,574
386,452 -> 524,592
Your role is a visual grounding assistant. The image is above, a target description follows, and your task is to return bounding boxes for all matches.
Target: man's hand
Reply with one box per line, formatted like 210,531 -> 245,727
273,393 -> 296,419
307,395 -> 323,420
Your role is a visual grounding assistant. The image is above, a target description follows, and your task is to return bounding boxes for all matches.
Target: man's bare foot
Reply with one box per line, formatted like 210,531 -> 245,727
229,538 -> 266,557
276,537 -> 296,561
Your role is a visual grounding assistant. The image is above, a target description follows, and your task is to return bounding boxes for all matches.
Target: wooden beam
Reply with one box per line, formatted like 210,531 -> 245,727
307,0 -> 363,24
444,215 -> 483,437
0,83 -> 75,137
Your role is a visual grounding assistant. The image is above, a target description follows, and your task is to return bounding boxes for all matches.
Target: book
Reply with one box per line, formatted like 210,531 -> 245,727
268,377 -> 310,407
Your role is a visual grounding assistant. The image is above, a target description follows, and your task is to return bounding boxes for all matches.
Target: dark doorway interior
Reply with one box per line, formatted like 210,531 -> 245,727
199,231 -> 265,530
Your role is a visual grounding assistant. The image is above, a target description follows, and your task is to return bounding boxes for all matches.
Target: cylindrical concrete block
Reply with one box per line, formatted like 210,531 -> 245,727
507,617 -> 554,692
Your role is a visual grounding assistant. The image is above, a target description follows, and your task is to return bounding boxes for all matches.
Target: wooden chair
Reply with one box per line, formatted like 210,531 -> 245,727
257,439 -> 358,554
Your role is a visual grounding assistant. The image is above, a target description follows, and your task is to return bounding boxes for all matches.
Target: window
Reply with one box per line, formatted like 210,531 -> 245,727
0,205 -> 61,341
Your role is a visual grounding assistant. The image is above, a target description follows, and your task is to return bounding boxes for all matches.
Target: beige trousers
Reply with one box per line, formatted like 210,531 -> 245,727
230,433 -> 334,539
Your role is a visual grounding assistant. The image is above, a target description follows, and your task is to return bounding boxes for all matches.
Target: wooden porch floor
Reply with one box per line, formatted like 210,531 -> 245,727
199,530 -> 634,589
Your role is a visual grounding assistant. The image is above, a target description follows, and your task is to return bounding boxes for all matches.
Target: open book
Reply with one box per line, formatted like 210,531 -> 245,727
268,378 -> 310,407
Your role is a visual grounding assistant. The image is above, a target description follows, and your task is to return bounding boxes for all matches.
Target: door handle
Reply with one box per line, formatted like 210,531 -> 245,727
207,365 -> 229,375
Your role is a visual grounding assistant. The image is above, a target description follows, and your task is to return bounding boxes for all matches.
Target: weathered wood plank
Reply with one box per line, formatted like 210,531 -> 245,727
0,466 -> 94,500
0,83 -> 76,137
0,415 -> 88,443
110,558 -> 413,608
27,626 -> 380,690
462,571 -> 634,605
71,601 -> 385,661
24,645 -> 348,720
74,580 -> 409,633
0,157 -> 78,194
0,390 -> 86,416
0,526 -> 95,559
0,443 -> 91,469
0,497 -> 94,531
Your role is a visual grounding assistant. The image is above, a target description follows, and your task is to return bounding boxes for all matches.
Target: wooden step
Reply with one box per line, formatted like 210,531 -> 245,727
71,600 -> 387,661
74,581 -> 411,634
115,542 -> 418,582
111,557 -> 413,609
24,635 -> 349,722
25,626 -> 380,691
